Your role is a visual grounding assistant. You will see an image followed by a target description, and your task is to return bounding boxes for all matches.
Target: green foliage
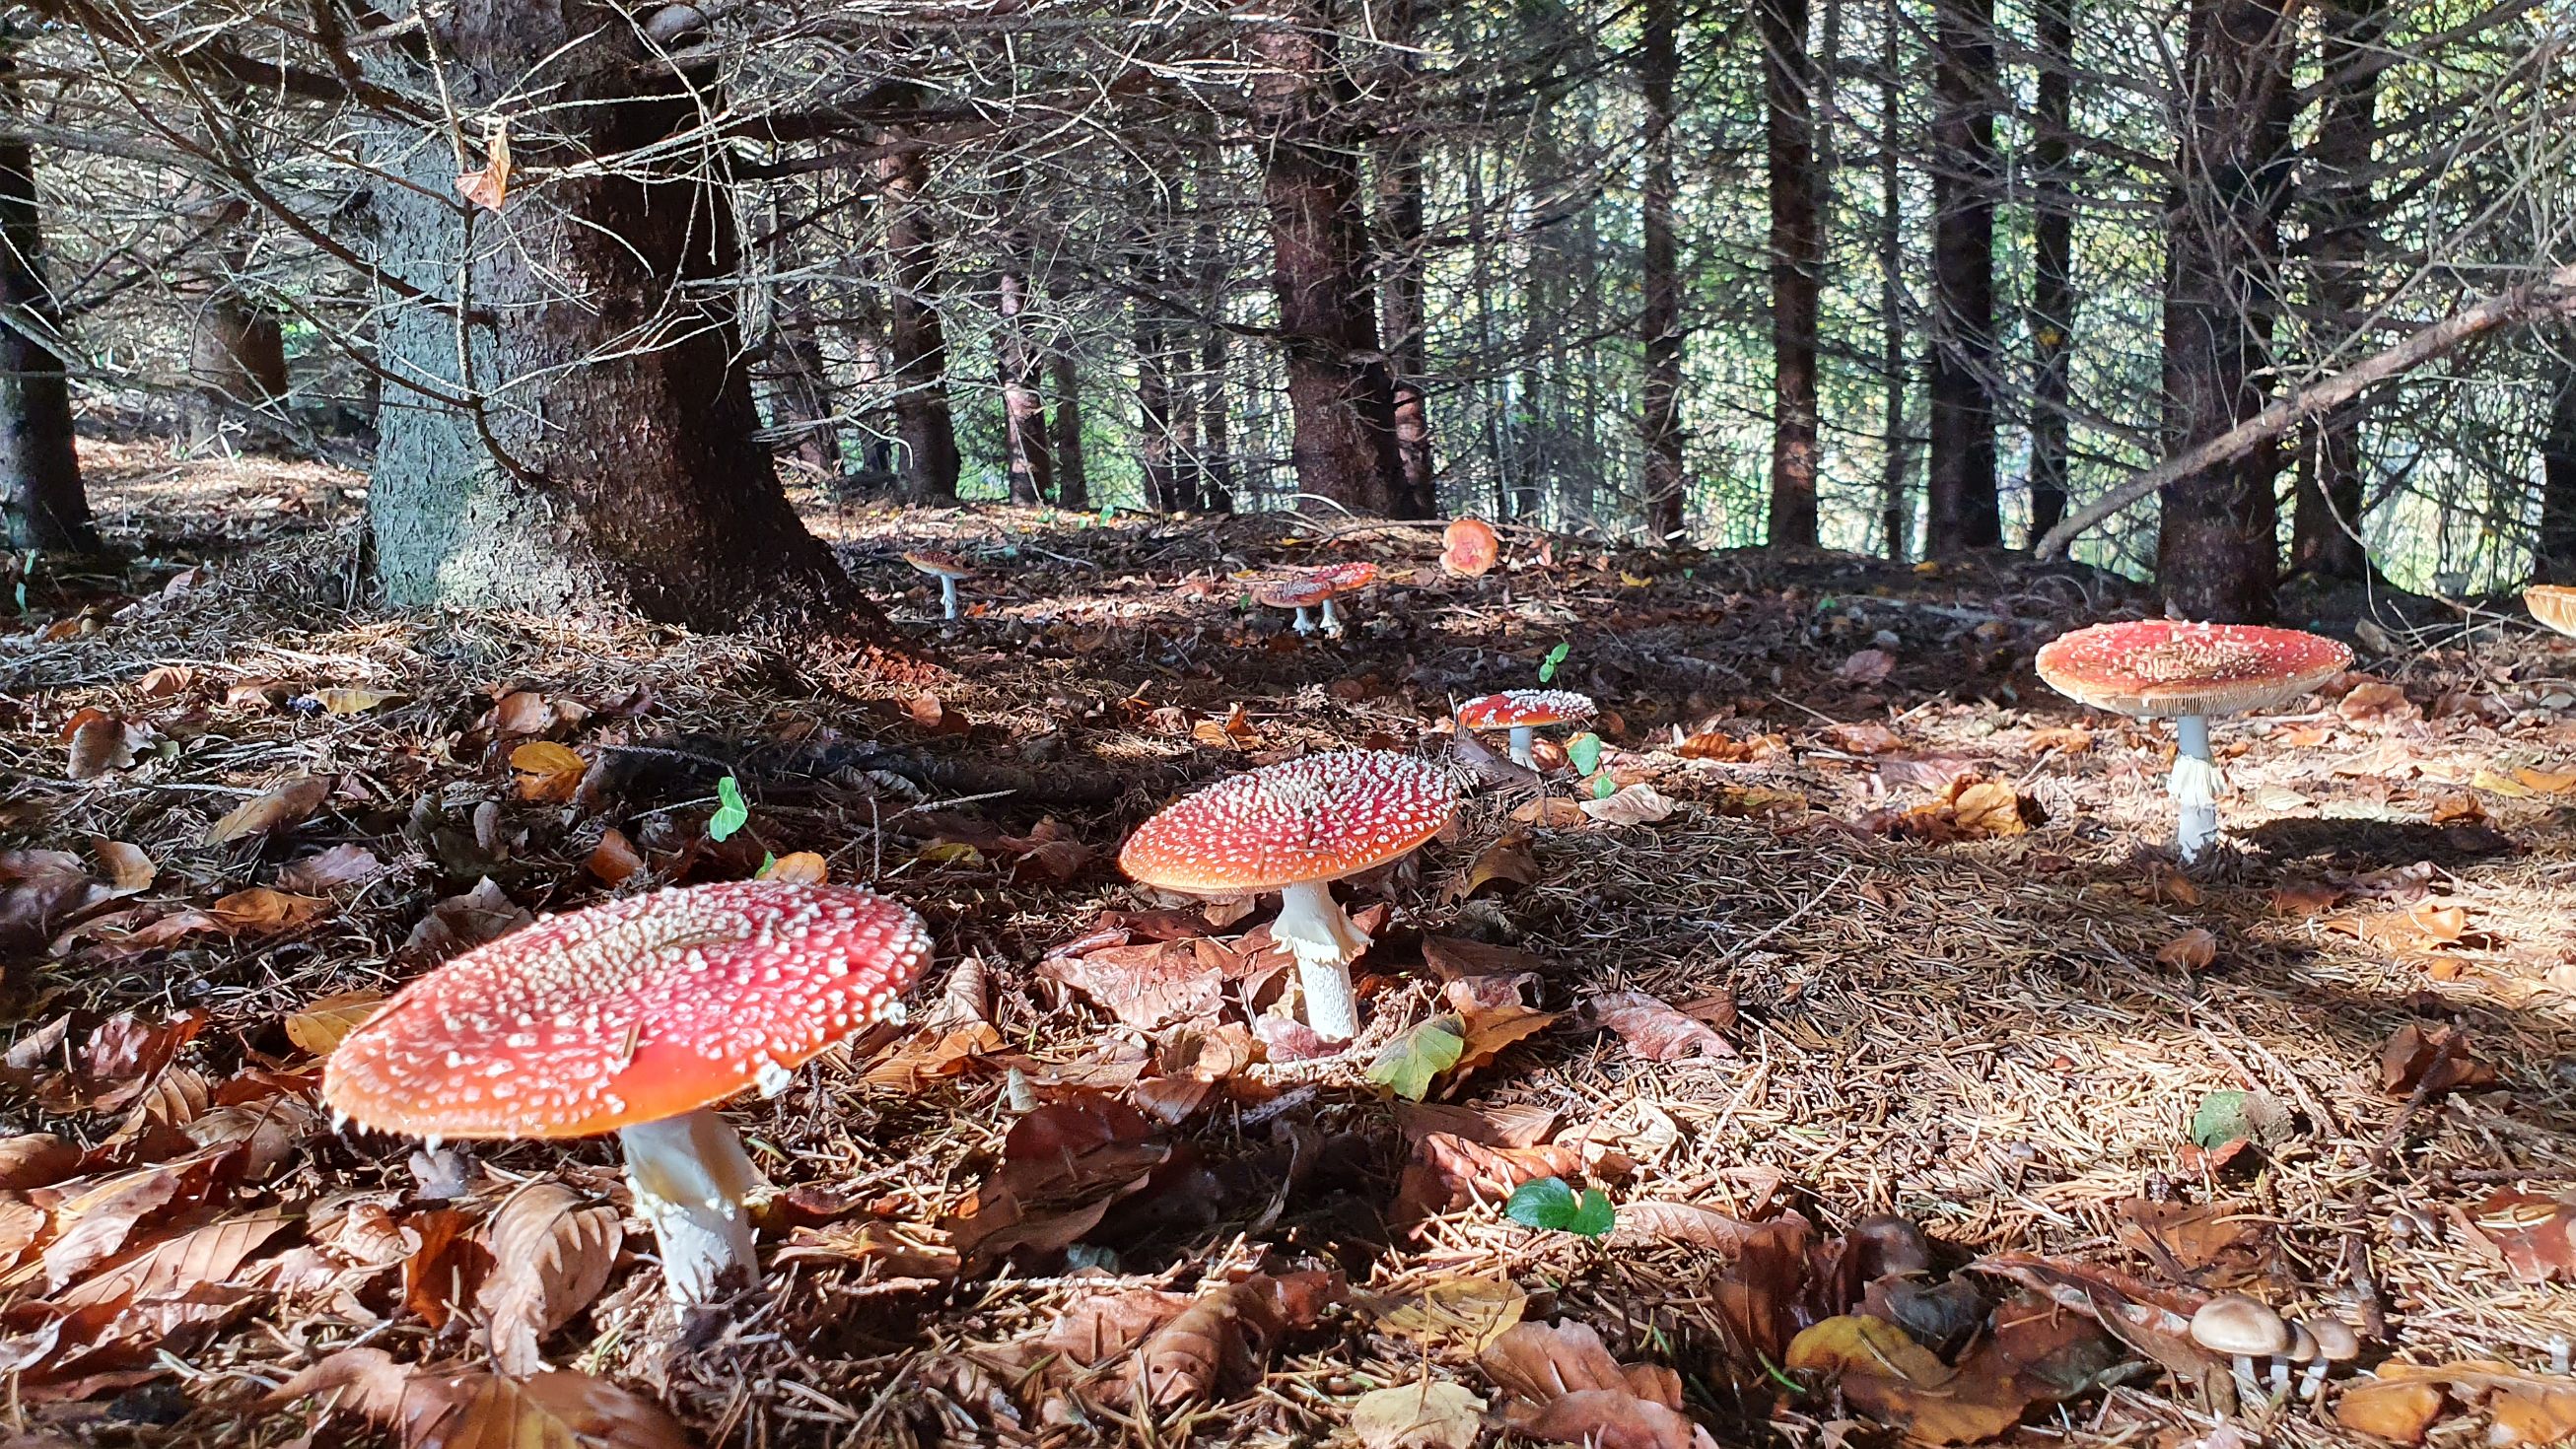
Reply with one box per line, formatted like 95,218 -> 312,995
1506,1177 -> 1616,1237
709,776 -> 751,843
1366,1015 -> 1467,1100
1567,731 -> 1603,775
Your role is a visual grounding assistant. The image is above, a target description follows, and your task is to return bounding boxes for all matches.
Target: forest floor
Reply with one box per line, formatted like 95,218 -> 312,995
7,439 -> 2576,1449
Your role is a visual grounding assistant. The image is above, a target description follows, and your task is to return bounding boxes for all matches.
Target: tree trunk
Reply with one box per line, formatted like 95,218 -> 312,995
360,0 -> 860,629
2157,0 -> 2295,623
1050,345 -> 1088,510
1375,0 -> 1436,518
759,290 -> 841,482
185,214 -> 290,454
1925,0 -> 2000,552
1877,0 -> 1912,560
878,143 -> 958,503
0,31 -> 94,555
1254,0 -> 1412,517
1638,0 -> 1686,545
2287,0 -> 2383,580
1195,210 -> 1237,514
1513,111 -> 1565,522
1762,0 -> 1821,547
2537,347 -> 2576,583
2027,0 -> 2075,543
995,267 -> 1052,505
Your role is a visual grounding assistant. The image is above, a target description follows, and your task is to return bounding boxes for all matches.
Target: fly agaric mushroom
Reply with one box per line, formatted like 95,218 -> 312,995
1118,750 -> 1455,1044
1256,575 -> 1336,638
1456,689 -> 1597,769
2528,586 -> 2576,639
321,881 -> 933,1305
2191,1292 -> 2290,1407
903,550 -> 974,620
1442,517 -> 1500,578
2034,620 -> 2350,865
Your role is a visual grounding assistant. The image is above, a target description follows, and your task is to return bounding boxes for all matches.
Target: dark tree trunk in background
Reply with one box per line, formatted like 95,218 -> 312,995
1049,346 -> 1088,510
1762,0 -> 1821,547
1133,222 -> 1185,512
1376,0 -> 1436,517
2288,0 -> 2384,580
2538,348 -> 2576,583
185,217 -> 290,453
760,292 -> 841,481
1925,0 -> 2000,552
2158,0 -> 2295,623
0,32 -> 94,555
995,267 -> 1052,505
1877,0 -> 1912,560
2026,0 -> 2075,543
846,321 -> 897,494
1195,213 -> 1236,514
362,0 -> 858,628
1637,0 -> 1686,544
1254,1 -> 1413,517
878,143 -> 958,502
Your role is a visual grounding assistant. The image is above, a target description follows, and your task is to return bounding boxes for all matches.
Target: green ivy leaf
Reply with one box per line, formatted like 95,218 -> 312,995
1567,732 -> 1604,776
1365,1015 -> 1467,1101
1506,1177 -> 1617,1237
709,775 -> 751,843
1538,642 -> 1570,684
1590,771 -> 1619,799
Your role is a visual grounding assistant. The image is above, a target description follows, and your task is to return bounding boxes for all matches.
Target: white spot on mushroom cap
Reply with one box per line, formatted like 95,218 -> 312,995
1117,750 -> 1457,894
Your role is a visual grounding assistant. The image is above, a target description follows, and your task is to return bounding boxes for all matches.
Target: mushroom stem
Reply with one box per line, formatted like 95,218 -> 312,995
2231,1354 -> 2261,1409
2171,713 -> 2222,864
1271,877 -> 1370,1043
1320,598 -> 1343,637
619,1108 -> 759,1305
939,576 -> 960,621
1292,606 -> 1315,636
1506,724 -> 1536,769
2300,1359 -> 2330,1403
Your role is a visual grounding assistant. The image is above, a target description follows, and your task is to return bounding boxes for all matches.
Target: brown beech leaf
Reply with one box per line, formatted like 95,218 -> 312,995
1586,991 -> 1734,1060
401,878 -> 531,964
1041,939 -> 1234,1030
587,829 -> 645,884
1611,1202 -> 1761,1250
1824,721 -> 1905,754
52,1208 -> 295,1329
282,1361 -> 697,1449
1450,829 -> 1540,901
65,712 -> 132,780
1353,1380 -> 1486,1449
206,776 -> 331,845
510,742 -> 587,802
478,1183 -> 621,1375
0,1134 -> 82,1192
2454,1191 -> 2576,1283
1787,1314 -> 2029,1445
212,886 -> 328,934
402,1207 -> 490,1330
285,991 -> 386,1057
1362,1275 -> 1527,1352
90,840 -> 153,895
277,844 -> 383,894
2115,1198 -> 2271,1286
2334,1373 -> 2448,1444
1580,783 -> 1678,826
1481,1321 -> 1715,1449
1394,1133 -> 1582,1224
1126,1283 -> 1252,1409
2155,928 -> 2218,972
2381,1022 -> 2501,1097
454,124 -> 514,213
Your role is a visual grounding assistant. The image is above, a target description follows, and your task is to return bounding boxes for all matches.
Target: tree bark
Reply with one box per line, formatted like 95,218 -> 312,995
1375,0 -> 1436,518
360,0 -> 861,630
0,29 -> 94,555
1877,0 -> 1912,560
759,289 -> 841,482
1196,210 -> 1237,514
185,210 -> 290,453
1925,0 -> 2000,552
1049,343 -> 1088,510
1133,207 -> 1185,513
846,318 -> 897,495
2287,0 -> 2383,580
1638,0 -> 1687,545
1762,0 -> 1821,547
2156,0 -> 2296,622
2534,345 -> 2576,583
1254,0 -> 1413,517
995,266 -> 1052,505
2027,0 -> 2075,543
877,142 -> 958,503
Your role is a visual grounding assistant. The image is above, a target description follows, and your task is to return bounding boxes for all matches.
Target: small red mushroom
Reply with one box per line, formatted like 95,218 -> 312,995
1119,751 -> 1455,1043
1457,689 -> 1597,768
903,550 -> 974,620
322,881 -> 933,1304
1256,563 -> 1380,639
2034,620 -> 2349,863
1442,517 -> 1500,578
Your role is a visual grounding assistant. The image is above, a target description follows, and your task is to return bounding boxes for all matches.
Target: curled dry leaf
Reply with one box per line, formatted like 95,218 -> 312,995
277,844 -> 383,894
478,1182 -> 622,1375
511,742 -> 588,802
268,1350 -> 698,1449
401,877 -> 532,964
2156,928 -> 2218,973
65,712 -> 132,781
1394,1133 -> 1583,1224
1579,783 -> 1678,826
587,828 -> 645,884
285,991 -> 387,1057
212,887 -> 327,934
1480,1320 -> 1715,1449
207,776 -> 331,846
2381,1022 -> 2501,1097
1450,829 -> 1540,901
0,1133 -> 82,1192
756,851 -> 829,884
1352,1379 -> 1486,1449
1586,991 -> 1733,1061
90,840 -> 153,895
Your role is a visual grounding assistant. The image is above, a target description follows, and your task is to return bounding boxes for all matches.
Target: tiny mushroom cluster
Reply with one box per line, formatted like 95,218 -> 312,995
1257,562 -> 1379,639
2189,1293 -> 2360,1409
1120,750 -> 1456,1044
1456,688 -> 1596,769
322,880 -> 933,1306
2034,620 -> 2350,864
904,549 -> 975,620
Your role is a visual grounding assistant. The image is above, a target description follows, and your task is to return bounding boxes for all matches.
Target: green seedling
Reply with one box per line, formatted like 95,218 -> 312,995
1506,1177 -> 1616,1237
709,776 -> 751,842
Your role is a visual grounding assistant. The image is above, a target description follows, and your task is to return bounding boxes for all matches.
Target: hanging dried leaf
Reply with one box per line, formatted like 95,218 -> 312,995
455,123 -> 515,213
478,1183 -> 622,1375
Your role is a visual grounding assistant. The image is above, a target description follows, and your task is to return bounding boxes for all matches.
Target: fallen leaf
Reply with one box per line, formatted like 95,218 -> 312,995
1587,991 -> 1733,1060
1481,1320 -> 1713,1449
2024,726 -> 2093,753
133,664 -> 195,698
1368,1016 -> 1468,1101
315,688 -> 392,715
277,844 -> 383,893
64,711 -> 132,781
1824,722 -> 1905,754
756,851 -> 829,884
2338,680 -> 2419,724
2115,1199 -> 2271,1286
2456,1191 -> 2576,1283
478,1183 -> 621,1375
2334,1374 -> 2447,1443
285,991 -> 386,1056
1353,1379 -> 1486,1449
2156,928 -> 2218,972
2516,767 -> 2576,794
90,840 -> 153,895
587,829 -> 645,884
1612,1202 -> 1759,1250
1788,1314 -> 2030,1445
1452,830 -> 1540,900
212,886 -> 327,934
1840,649 -> 1896,683
510,742 -> 588,802
1364,1276 -> 1527,1352
207,777 -> 331,845
1507,796 -> 1589,829
0,1133 -> 82,1191
1043,938 -> 1238,1030
2380,1022 -> 2501,1097
1580,783 -> 1678,826
401,878 -> 530,963
1394,1133 -> 1582,1224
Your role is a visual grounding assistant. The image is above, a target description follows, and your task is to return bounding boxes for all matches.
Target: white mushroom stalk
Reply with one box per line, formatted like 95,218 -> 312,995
1319,598 -> 1344,638
1291,605 -> 1316,636
2171,713 -> 2222,864
1506,724 -> 1537,768
619,1108 -> 759,1304
1270,878 -> 1371,1042
937,575 -> 960,620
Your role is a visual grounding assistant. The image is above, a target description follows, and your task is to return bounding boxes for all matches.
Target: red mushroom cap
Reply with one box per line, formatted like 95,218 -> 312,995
1442,518 -> 1500,577
321,882 -> 933,1141
2529,586 -> 2576,639
1312,562 -> 1380,593
903,550 -> 974,580
2034,620 -> 2352,718
1256,576 -> 1337,609
1119,751 -> 1456,894
1457,689 -> 1597,730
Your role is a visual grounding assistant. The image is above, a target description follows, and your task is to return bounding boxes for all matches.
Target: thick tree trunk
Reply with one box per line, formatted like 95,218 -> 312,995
1637,0 -> 1686,545
2537,348 -> 2576,583
0,33 -> 93,555
995,267 -> 1052,505
1049,345 -> 1088,510
361,0 -> 859,630
2157,0 -> 2295,623
185,216 -> 290,453
2027,0 -> 2075,543
1925,0 -> 2000,552
2287,0 -> 2383,580
877,144 -> 958,503
1877,0 -> 1912,561
1762,0 -> 1821,547
1254,0 -> 1412,517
